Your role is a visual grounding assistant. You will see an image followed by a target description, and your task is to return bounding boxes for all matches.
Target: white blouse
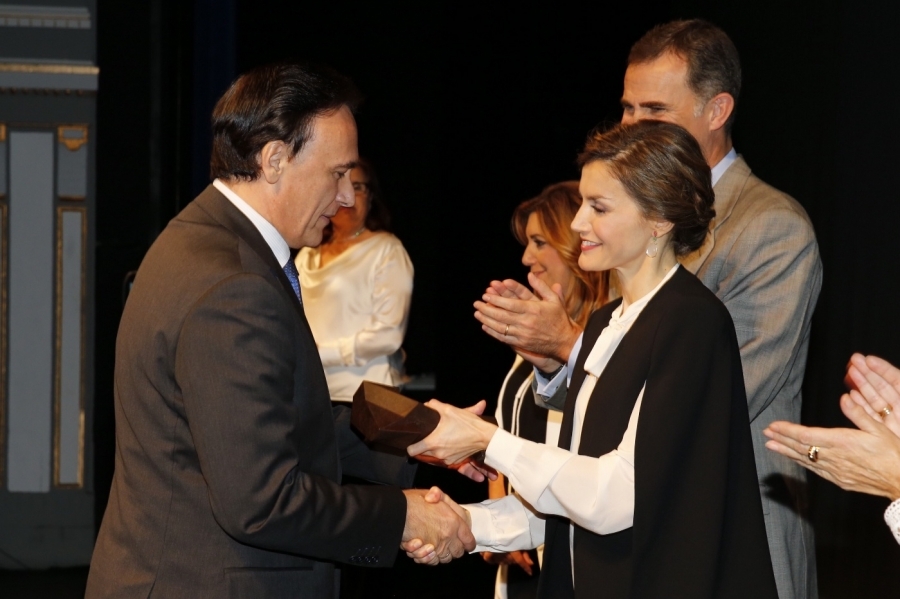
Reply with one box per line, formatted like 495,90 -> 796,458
296,232 -> 413,402
884,499 -> 900,545
467,265 -> 680,553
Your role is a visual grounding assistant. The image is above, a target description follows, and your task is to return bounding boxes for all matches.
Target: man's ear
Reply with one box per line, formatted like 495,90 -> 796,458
708,92 -> 735,133
259,140 -> 288,184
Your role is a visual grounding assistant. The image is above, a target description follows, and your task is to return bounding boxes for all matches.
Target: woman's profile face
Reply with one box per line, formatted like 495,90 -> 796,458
521,212 -> 575,293
573,160 -> 655,276
331,166 -> 370,231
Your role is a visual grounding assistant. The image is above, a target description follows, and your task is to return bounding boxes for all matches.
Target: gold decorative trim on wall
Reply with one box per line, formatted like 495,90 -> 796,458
0,203 -> 7,488
57,125 -> 88,152
53,207 -> 86,489
0,63 -> 99,76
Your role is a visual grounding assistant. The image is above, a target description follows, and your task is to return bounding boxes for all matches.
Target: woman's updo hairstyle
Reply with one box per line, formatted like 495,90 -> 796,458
577,120 -> 715,256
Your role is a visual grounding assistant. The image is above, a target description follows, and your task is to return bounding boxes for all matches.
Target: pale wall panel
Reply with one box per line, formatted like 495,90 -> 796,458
57,209 -> 83,486
7,131 -> 54,492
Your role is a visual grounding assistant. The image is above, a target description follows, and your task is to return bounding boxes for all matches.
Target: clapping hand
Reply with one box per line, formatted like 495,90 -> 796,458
843,353 -> 900,437
764,354 -> 900,501
473,273 -> 581,371
764,394 -> 900,499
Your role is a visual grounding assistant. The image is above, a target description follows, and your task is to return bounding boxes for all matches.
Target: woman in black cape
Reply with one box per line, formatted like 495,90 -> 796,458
407,120 -> 778,599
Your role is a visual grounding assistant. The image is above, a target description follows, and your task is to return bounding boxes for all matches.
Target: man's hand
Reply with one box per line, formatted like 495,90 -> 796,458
407,400 -> 497,466
405,487 -> 473,563
473,273 -> 582,368
764,394 -> 900,500
401,487 -> 474,565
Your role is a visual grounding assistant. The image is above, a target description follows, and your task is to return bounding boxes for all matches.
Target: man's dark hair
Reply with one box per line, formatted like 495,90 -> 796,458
210,62 -> 362,181
578,120 -> 715,257
629,19 -> 741,134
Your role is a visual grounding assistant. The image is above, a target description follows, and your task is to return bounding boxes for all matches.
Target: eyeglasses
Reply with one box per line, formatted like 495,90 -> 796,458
352,182 -> 370,194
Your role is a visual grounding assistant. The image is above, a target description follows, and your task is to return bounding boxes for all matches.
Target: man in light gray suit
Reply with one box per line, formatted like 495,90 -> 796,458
474,20 -> 822,599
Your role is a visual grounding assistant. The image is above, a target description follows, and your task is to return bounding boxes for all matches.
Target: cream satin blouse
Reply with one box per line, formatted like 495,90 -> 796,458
296,232 -> 413,402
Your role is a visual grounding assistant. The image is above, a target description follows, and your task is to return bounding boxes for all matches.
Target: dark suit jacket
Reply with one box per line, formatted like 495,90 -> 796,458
538,267 -> 778,599
86,186 -> 408,599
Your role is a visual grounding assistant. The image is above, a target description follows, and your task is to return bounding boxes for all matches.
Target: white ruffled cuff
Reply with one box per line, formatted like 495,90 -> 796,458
884,498 -> 900,545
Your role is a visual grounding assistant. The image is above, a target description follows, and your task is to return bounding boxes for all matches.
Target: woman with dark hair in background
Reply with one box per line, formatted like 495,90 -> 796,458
487,181 -> 610,599
297,157 -> 413,403
407,120 -> 778,598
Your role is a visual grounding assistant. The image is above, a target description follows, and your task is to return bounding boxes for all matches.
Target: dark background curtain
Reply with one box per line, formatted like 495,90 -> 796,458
93,1 -> 900,596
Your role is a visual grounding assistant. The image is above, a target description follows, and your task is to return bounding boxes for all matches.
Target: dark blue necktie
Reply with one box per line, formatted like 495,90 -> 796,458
283,259 -> 302,303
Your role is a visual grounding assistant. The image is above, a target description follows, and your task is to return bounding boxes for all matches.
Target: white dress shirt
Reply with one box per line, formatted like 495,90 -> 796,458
213,179 -> 291,268
467,265 -> 680,554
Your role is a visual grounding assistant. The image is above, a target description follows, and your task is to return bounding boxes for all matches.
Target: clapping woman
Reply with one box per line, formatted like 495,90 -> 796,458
407,121 -> 778,599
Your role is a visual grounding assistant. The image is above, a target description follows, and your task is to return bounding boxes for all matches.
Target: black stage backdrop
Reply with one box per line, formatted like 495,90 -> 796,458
93,1 -> 899,597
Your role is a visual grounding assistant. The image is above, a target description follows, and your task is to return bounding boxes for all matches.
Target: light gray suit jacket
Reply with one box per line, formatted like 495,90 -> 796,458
682,156 -> 822,599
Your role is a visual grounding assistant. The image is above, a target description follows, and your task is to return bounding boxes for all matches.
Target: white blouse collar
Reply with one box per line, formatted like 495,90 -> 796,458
584,264 -> 680,376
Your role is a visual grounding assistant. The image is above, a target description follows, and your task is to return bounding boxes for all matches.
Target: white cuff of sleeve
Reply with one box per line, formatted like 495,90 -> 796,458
465,503 -> 495,552
484,428 -> 527,472
464,496 -> 537,553
534,366 -> 566,398
318,344 -> 341,367
884,498 -> 900,545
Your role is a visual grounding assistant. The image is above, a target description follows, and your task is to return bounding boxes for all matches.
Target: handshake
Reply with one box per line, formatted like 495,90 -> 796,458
400,486 -> 472,565
398,397 -> 501,565
352,383 -> 503,565
403,398 -> 504,565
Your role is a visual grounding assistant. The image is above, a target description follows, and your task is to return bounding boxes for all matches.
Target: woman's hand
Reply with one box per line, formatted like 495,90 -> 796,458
764,393 -> 900,500
844,353 -> 900,437
474,274 -> 581,366
482,550 -> 535,575
407,399 -> 498,466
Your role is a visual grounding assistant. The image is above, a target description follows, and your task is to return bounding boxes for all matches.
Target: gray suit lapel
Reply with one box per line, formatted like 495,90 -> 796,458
681,155 -> 751,274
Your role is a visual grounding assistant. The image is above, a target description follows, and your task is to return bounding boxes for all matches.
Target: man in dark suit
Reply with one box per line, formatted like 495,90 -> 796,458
85,62 -> 472,599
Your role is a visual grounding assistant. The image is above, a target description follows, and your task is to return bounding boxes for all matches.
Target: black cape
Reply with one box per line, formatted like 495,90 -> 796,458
537,267 -> 777,599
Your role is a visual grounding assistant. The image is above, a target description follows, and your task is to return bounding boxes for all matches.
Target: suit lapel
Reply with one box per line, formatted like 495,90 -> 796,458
193,185 -> 304,317
681,155 -> 751,274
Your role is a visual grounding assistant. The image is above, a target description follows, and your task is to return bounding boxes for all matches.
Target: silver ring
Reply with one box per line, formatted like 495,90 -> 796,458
880,406 -> 893,420
807,446 -> 819,462
504,324 -> 509,336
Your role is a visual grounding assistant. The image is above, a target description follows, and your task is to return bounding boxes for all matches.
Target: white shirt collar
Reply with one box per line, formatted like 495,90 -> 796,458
213,178 -> 291,268
711,147 -> 737,187
584,264 -> 680,376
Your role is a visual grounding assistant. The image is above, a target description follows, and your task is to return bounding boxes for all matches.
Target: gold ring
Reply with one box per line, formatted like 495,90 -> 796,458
504,324 -> 509,336
807,445 -> 819,462
880,406 -> 893,420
